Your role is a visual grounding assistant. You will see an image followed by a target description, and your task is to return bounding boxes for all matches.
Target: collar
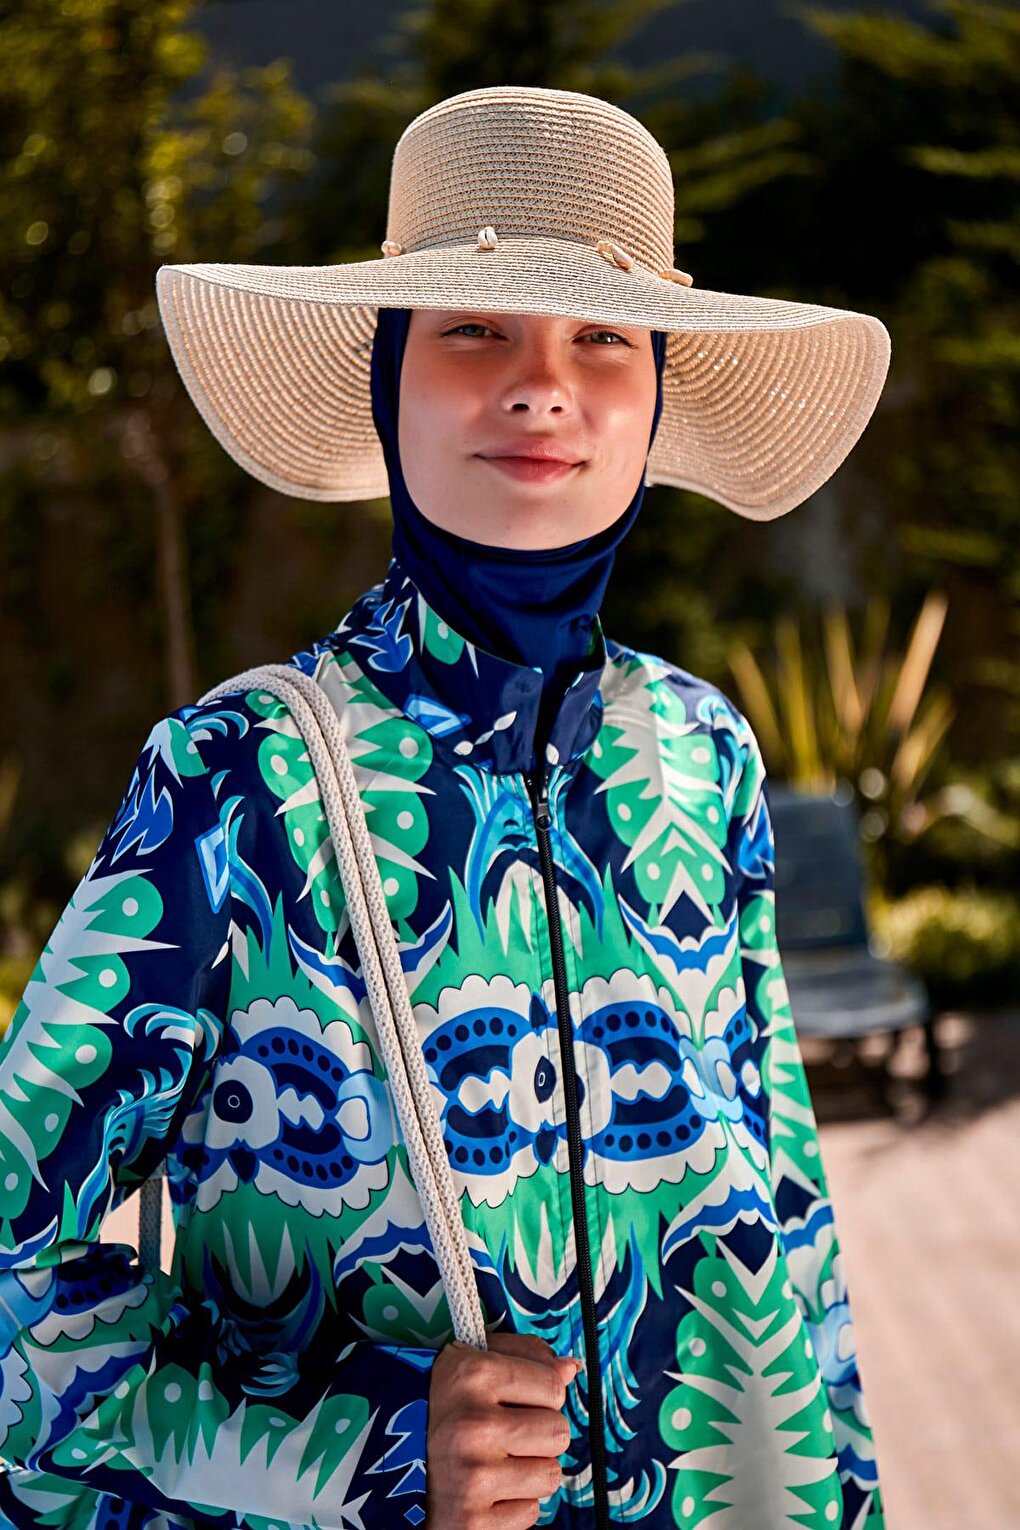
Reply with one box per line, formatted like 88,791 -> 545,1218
329,556 -> 608,777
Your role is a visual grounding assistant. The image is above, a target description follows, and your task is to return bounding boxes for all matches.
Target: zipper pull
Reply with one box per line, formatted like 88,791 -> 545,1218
528,768 -> 552,830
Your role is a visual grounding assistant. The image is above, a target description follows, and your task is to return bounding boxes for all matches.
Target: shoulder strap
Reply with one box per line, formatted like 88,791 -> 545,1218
138,664 -> 487,1350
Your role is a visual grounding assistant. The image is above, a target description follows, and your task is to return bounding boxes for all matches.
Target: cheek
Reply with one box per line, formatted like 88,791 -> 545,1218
596,385 -> 656,476
398,367 -> 484,508
400,360 -> 478,452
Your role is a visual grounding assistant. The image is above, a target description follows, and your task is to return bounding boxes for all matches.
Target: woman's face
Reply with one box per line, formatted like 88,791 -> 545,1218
397,308 -> 659,548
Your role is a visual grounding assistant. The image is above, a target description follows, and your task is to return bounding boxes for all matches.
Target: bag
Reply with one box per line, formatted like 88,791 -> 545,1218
136,663 -> 488,1351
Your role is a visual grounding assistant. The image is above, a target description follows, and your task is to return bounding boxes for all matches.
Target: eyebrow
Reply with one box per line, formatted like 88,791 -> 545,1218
432,311 -> 643,334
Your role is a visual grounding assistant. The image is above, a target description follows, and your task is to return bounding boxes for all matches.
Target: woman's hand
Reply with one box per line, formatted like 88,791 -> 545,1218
425,1329 -> 582,1528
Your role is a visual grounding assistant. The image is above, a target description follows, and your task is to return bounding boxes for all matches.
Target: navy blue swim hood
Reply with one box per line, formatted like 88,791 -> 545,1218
369,306 -> 668,764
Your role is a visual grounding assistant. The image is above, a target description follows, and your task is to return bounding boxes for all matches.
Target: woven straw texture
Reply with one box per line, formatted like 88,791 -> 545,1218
155,84 -> 891,521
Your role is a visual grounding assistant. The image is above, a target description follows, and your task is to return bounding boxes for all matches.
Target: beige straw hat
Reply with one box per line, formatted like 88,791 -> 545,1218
154,83 -> 891,521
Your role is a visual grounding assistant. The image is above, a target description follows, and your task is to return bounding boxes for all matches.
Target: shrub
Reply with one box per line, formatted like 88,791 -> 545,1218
872,883 -> 1020,1008
0,953 -> 34,1036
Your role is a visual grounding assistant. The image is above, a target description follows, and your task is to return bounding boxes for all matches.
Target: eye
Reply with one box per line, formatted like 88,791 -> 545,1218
441,322 -> 632,346
442,322 -> 494,337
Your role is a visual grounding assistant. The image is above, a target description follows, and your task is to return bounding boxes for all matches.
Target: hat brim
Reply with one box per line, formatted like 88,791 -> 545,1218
155,234 -> 890,520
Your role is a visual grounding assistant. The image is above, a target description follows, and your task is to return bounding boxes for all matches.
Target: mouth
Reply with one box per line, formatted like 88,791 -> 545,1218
477,454 -> 582,483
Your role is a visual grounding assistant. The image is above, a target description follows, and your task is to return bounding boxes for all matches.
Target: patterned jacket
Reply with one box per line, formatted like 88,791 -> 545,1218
0,556 -> 885,1529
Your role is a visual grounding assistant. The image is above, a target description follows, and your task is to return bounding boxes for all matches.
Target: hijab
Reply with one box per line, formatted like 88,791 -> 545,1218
369,306 -> 668,758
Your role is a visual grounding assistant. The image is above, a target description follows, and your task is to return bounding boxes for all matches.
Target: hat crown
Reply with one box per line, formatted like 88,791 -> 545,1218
385,85 -> 676,272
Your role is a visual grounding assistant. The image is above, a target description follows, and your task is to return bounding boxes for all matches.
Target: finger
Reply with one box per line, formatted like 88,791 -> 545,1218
472,1350 -> 575,1409
483,1332 -> 558,1360
496,1404 -> 573,1462
487,1500 -> 555,1530
483,1332 -> 582,1377
488,1453 -> 565,1503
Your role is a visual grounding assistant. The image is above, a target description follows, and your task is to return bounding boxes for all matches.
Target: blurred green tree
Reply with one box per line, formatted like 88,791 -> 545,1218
0,0 -> 315,707
787,0 -> 1020,760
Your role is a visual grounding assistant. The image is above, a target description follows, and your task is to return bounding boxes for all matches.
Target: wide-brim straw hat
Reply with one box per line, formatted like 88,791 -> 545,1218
155,83 -> 891,521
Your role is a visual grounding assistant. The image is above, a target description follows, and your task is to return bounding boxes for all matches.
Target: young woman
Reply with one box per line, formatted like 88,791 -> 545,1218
0,86 -> 890,1530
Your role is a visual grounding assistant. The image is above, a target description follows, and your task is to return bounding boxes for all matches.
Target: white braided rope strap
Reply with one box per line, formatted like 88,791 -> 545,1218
198,664 -> 488,1350
137,1172 -> 164,1273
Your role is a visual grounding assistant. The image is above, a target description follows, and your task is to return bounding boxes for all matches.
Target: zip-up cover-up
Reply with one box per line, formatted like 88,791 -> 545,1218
0,557 -> 885,1529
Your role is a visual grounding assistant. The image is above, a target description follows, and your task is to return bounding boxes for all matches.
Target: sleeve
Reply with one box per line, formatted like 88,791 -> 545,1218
728,723 -> 887,1529
0,706 -> 439,1530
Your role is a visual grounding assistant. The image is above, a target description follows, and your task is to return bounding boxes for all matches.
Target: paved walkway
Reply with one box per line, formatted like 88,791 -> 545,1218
103,1005 -> 1020,1527
804,1005 -> 1019,1529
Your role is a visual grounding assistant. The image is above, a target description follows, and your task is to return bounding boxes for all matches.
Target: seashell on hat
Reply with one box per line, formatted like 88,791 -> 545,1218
155,84 -> 891,520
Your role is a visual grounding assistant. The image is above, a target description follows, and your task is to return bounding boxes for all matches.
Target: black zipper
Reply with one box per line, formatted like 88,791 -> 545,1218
525,764 -> 610,1530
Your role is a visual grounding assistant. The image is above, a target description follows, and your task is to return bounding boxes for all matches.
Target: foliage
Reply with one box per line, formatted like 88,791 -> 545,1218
872,881 -> 1020,1008
0,0 -> 315,413
727,590 -> 960,833
787,0 -> 1020,755
899,753 -> 1020,892
0,0 -> 318,707
726,584 -> 1018,900
0,753 -> 18,836
0,955 -> 35,1036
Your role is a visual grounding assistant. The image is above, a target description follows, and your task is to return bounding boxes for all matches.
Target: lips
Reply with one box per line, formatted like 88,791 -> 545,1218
479,455 -> 581,483
479,445 -> 583,465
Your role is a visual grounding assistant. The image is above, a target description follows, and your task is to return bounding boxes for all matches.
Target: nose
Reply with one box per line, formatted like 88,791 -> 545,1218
501,344 -> 574,415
